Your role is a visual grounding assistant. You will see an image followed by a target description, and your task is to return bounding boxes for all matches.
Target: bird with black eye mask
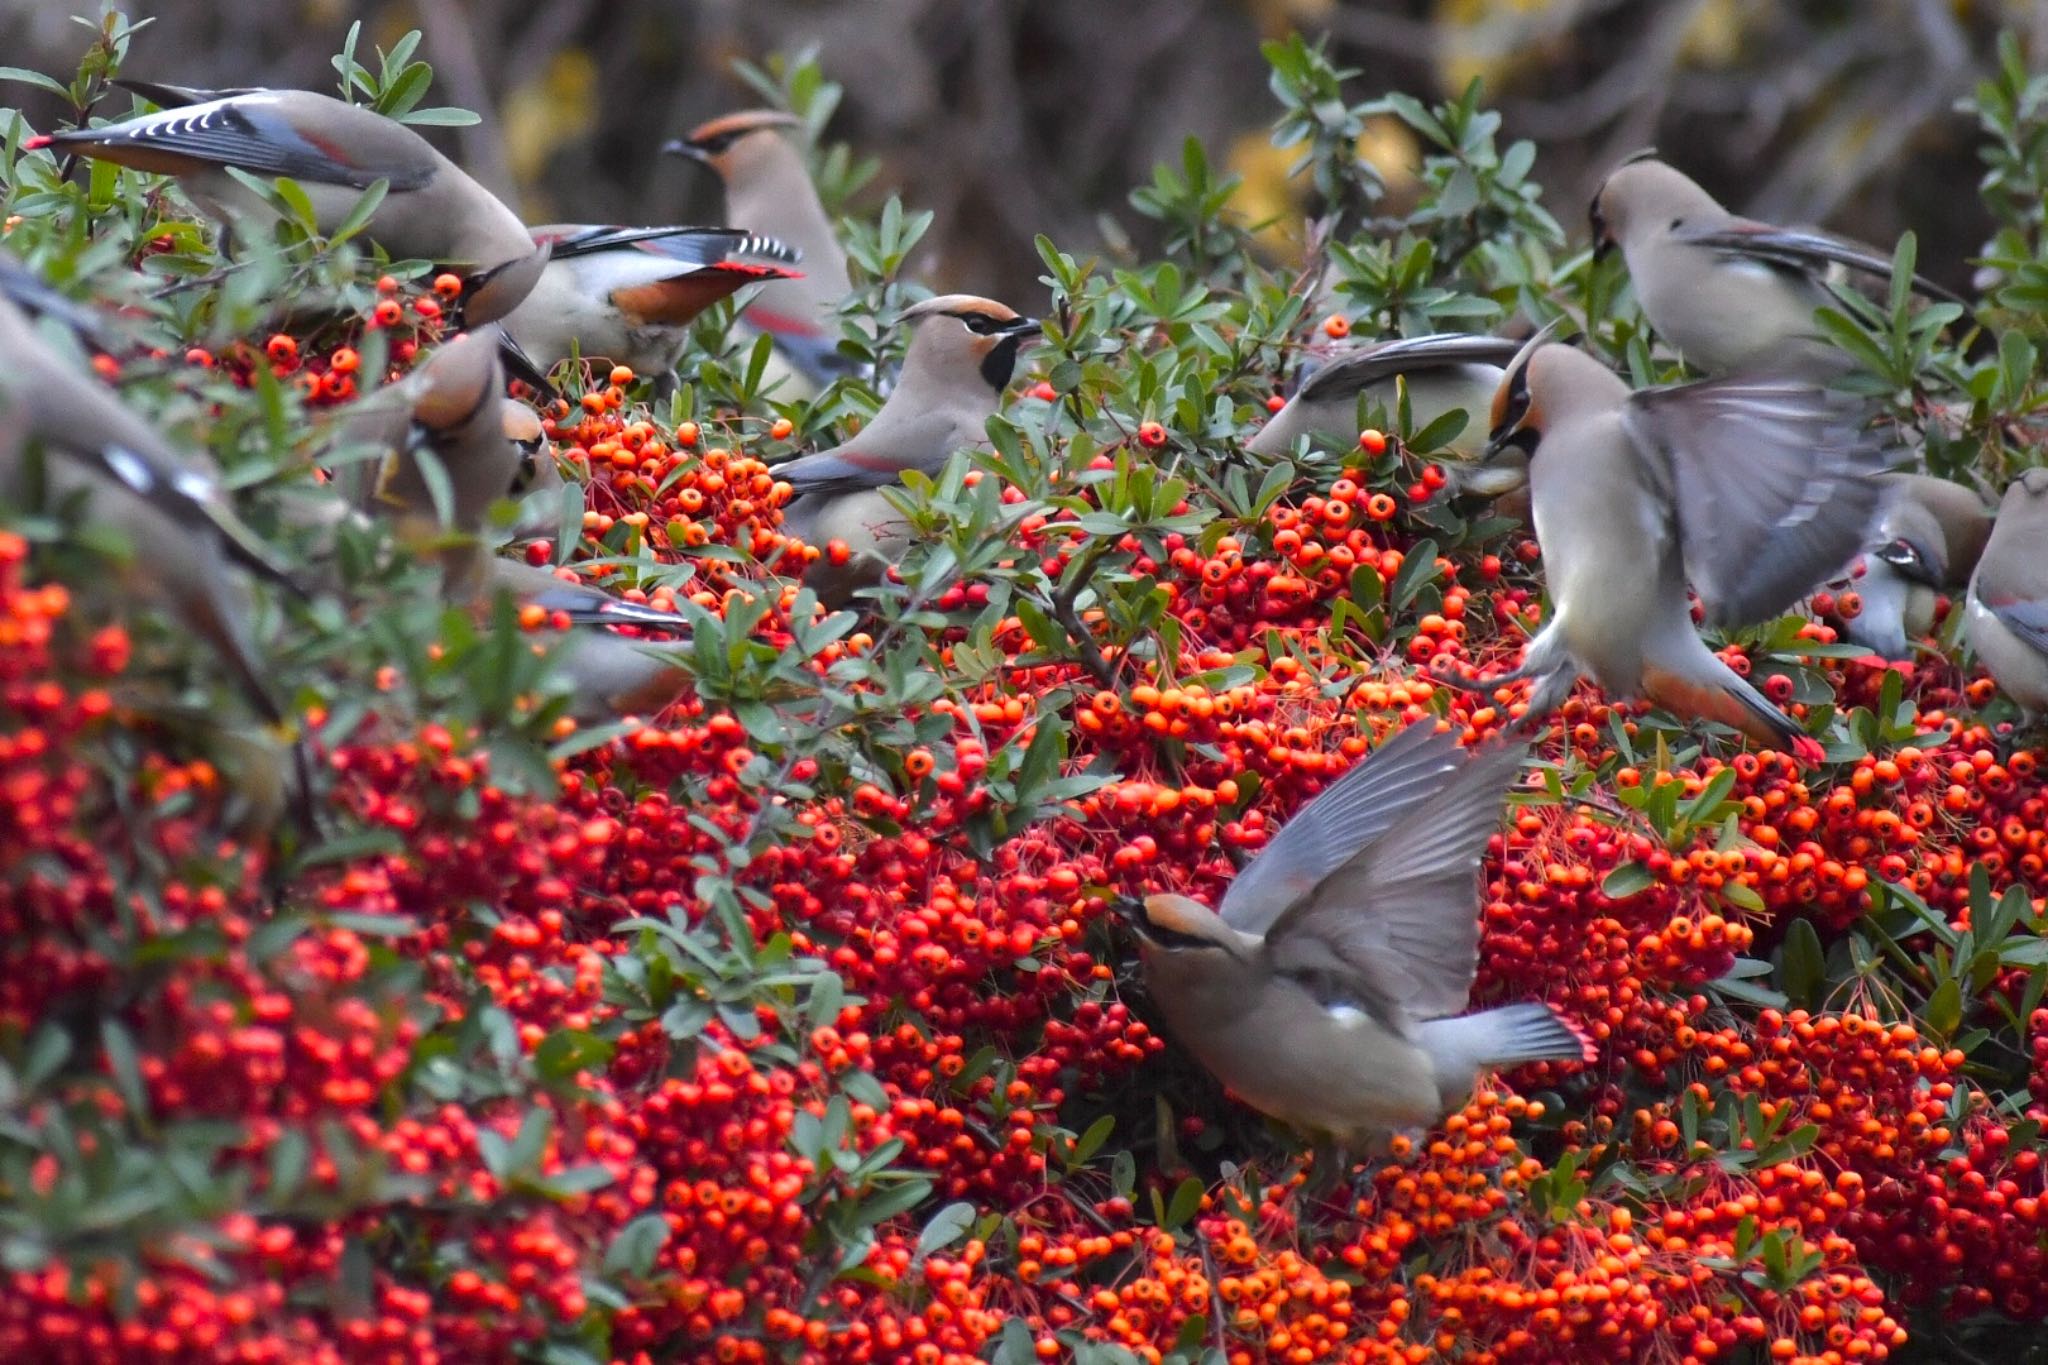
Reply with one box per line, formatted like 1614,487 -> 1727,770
1589,153 -> 1960,377
1439,329 -> 1894,760
1121,720 -> 1593,1161
772,295 -> 1041,609
666,111 -> 861,392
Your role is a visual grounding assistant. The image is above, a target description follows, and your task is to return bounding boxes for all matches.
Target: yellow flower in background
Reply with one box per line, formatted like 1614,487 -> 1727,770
503,48 -> 599,188
1223,116 -> 1421,262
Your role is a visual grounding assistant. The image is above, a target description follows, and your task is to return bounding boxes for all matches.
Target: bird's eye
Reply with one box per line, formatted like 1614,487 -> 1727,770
1669,217 -> 1684,231
960,313 -> 1005,336
696,131 -> 741,155
1137,921 -> 1212,950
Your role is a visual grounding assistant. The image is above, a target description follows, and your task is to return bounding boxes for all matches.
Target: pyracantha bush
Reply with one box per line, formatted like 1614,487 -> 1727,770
4,15 -> 2048,1365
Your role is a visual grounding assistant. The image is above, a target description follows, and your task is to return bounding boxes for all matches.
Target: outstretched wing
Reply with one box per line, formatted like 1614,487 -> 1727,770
1622,375 -> 1894,628
1218,721 -> 1466,935
1263,737 -> 1529,1021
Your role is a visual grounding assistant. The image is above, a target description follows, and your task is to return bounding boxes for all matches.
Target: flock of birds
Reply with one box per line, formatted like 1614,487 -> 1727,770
3,78 -> 2044,1154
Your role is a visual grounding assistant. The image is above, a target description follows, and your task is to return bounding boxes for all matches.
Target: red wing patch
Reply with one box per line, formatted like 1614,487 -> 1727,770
744,308 -> 826,339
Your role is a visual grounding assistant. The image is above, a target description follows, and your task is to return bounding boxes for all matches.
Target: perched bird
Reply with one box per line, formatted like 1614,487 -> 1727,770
1126,721 -> 1591,1149
774,295 -> 1039,606
666,111 -> 859,390
499,224 -> 800,378
0,286 -> 301,721
331,329 -> 522,592
479,558 -> 692,723
33,81 -> 549,325
1966,468 -> 2048,711
1248,333 -> 1521,462
1590,155 -> 1961,375
1454,336 -> 1892,759
1838,473 -> 1994,662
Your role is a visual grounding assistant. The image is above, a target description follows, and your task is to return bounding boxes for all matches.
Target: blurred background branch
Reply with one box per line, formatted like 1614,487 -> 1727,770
3,0 -> 2041,299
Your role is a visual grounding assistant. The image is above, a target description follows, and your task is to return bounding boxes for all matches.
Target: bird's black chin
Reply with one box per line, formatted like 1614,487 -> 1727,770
1484,426 -> 1542,462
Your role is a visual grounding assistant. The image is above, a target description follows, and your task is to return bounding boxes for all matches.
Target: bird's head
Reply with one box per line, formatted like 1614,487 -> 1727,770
458,242 -> 552,328
1485,319 -> 1569,460
898,294 -> 1042,393
1118,893 -> 1251,964
1588,150 -> 1717,260
410,330 -> 502,438
663,110 -> 805,183
2003,465 -> 2048,511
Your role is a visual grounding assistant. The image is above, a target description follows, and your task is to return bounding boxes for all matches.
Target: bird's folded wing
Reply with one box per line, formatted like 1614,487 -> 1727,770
1293,333 -> 1521,403
1264,737 -> 1529,1021
771,448 -> 912,498
1676,220 -> 1964,305
83,442 -> 306,594
1983,593 -> 2048,656
1622,376 -> 1893,628
58,98 -> 429,191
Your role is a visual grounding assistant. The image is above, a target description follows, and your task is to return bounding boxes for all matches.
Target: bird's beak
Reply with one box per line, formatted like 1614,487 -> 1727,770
1005,316 -> 1043,338
459,242 -> 553,328
662,138 -> 711,166
1588,202 -> 1614,262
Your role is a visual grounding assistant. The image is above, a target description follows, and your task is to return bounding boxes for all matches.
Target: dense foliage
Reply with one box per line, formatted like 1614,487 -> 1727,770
4,16 -> 2048,1365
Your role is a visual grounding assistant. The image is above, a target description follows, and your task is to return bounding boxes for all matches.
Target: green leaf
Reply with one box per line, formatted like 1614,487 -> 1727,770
1601,862 -> 1653,900
1925,978 -> 1963,1041
604,1214 -> 669,1278
914,1201 -> 976,1264
1778,918 -> 1825,1008
101,1020 -> 147,1117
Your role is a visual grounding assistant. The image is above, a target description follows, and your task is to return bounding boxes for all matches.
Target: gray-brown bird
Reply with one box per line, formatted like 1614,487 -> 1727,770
331,329 -> 522,592
1248,333 -> 1521,462
1966,469 -> 2048,711
1838,473 -> 1994,662
1126,721 -> 1591,1149
501,225 -> 800,377
665,111 -> 859,390
774,295 -> 1039,606
0,286 -> 300,721
479,558 -> 693,723
33,81 -> 549,325
1590,156 -> 1960,375
1456,337 -> 1892,760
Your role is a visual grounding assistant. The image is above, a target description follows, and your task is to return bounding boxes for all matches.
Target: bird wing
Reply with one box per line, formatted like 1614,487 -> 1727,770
1621,376 -> 1893,628
113,78 -> 265,108
1293,333 -> 1523,403
1263,737 -> 1529,1021
77,442 -> 308,595
1675,219 -> 1964,305
53,95 -> 431,191
1218,722 -> 1466,936
771,447 -> 912,498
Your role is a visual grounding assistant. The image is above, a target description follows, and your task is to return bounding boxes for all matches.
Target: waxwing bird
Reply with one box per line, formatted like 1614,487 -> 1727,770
1249,333 -> 1521,462
1590,155 -> 1961,375
1966,469 -> 2048,711
0,289 -> 302,722
1454,337 -> 1892,759
478,558 -> 692,723
665,111 -> 859,390
33,81 -> 549,325
1249,332 -> 1532,512
775,295 -> 1039,607
1127,721 -> 1591,1149
332,330 -> 522,592
1839,473 -> 1994,661
500,225 -> 800,377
